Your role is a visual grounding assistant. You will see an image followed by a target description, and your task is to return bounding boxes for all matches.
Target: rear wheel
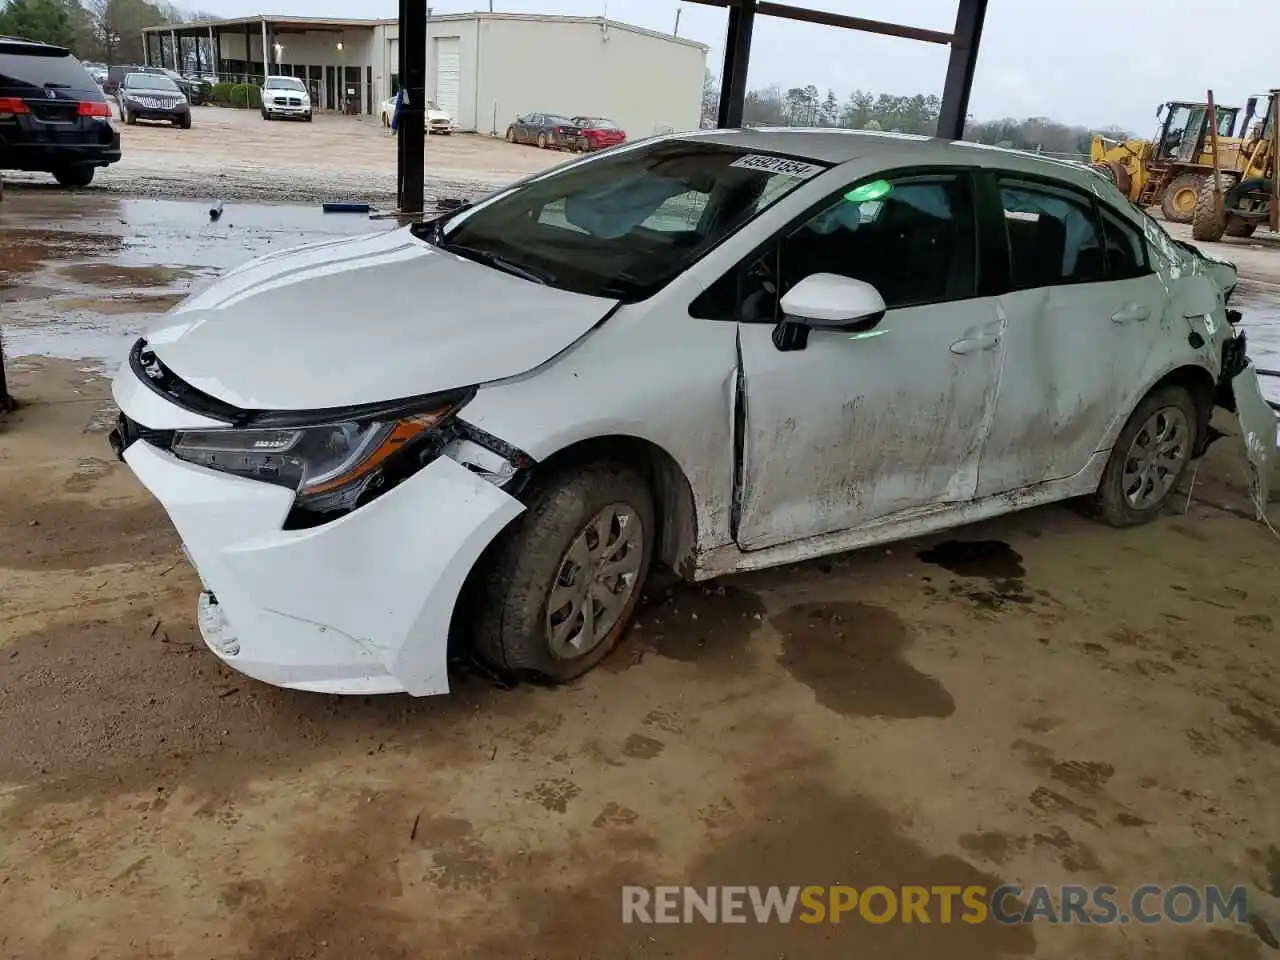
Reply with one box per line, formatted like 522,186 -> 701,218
1160,173 -> 1204,224
1092,385 -> 1198,527
53,166 -> 95,188
471,462 -> 655,683
1224,220 -> 1256,238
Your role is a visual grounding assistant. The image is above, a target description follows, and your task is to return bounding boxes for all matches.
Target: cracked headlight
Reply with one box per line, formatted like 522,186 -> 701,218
171,400 -> 464,518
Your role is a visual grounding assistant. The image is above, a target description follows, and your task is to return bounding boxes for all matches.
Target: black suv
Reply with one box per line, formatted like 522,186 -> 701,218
0,36 -> 121,187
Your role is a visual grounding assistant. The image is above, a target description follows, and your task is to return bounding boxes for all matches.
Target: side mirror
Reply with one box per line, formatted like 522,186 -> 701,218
780,273 -> 887,330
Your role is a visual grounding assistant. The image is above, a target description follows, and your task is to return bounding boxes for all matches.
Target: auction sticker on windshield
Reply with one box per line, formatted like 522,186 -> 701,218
730,154 -> 825,179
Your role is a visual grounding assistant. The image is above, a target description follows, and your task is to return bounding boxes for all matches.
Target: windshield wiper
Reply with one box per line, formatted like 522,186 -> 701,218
441,242 -> 554,286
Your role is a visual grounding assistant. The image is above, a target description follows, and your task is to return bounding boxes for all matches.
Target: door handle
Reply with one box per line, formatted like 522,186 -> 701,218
950,335 -> 1000,355
1111,304 -> 1151,324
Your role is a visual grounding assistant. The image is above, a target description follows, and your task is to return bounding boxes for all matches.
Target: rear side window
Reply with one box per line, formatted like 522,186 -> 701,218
999,179 -> 1106,288
1099,206 -> 1149,280
0,50 -> 96,93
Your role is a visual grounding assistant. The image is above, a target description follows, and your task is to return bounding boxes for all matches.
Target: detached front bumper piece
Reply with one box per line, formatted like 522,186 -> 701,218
122,438 -> 523,696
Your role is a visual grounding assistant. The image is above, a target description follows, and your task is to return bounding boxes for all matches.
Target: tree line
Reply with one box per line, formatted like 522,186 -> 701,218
0,0 -> 214,66
702,76 -> 1134,157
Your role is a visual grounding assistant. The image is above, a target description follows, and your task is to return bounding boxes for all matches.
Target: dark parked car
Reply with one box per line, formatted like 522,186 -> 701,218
505,112 -> 574,149
138,66 -> 210,105
567,116 -> 627,152
116,71 -> 191,128
0,36 -> 120,187
103,63 -> 138,95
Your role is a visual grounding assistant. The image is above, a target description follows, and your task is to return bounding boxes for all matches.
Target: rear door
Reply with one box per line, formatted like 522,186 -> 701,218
974,174 -> 1169,497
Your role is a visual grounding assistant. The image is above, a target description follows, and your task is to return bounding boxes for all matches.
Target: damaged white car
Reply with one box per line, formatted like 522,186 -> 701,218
110,130 -> 1275,697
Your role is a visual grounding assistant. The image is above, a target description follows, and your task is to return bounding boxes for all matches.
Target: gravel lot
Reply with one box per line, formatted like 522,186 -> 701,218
2,104 -> 565,205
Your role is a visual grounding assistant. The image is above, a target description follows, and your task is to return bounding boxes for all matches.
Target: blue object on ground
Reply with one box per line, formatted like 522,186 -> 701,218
322,202 -> 372,214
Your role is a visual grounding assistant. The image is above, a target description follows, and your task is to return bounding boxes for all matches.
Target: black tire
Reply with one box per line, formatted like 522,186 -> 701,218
304,113 -> 313,123
178,113 -> 192,130
1224,220 -> 1256,238
1191,175 -> 1236,241
505,127 -> 515,143
1160,172 -> 1204,224
1093,385 -> 1199,528
536,132 -> 548,149
124,105 -> 136,125
52,166 -> 95,188
471,462 -> 655,683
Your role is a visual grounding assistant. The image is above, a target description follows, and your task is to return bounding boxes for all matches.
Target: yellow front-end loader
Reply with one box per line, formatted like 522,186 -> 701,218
1090,100 -> 1242,223
1191,90 -> 1278,241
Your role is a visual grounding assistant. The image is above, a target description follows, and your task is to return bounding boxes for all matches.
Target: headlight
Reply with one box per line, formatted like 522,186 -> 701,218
170,400 -> 462,518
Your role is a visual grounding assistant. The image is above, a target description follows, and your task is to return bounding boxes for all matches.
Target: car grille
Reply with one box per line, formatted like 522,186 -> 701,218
281,97 -> 303,106
131,96 -> 176,109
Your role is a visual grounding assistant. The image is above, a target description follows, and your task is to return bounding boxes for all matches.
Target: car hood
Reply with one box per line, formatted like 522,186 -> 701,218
143,228 -> 617,411
427,109 -> 452,122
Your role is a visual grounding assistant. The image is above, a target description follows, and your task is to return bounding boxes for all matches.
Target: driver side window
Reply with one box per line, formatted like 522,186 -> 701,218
691,172 -> 978,322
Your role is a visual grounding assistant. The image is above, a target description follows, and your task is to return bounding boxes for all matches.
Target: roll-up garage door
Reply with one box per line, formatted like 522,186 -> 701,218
434,37 -> 461,117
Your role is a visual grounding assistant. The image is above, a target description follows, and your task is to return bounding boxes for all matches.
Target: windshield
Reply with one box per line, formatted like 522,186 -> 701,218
578,117 -> 617,129
431,139 -> 828,301
125,73 -> 179,92
265,77 -> 305,91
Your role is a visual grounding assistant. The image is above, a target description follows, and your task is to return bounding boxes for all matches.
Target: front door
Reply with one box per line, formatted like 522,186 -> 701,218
974,175 -> 1169,497
733,170 -> 1003,550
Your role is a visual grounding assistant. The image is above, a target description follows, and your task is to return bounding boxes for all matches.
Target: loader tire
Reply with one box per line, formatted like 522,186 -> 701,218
1224,220 -> 1256,238
1191,176 -> 1234,242
1161,173 -> 1204,224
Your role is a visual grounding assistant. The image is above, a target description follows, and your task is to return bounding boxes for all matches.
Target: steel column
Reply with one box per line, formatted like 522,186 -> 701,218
260,19 -> 269,77
398,0 -> 427,213
169,29 -> 177,70
717,0 -> 756,128
936,0 -> 988,140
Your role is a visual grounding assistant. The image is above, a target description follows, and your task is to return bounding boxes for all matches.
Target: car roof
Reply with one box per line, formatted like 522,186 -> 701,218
0,36 -> 72,56
676,127 -> 1100,188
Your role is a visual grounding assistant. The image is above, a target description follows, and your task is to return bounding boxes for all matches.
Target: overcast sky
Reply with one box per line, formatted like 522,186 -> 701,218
196,0 -> 1276,133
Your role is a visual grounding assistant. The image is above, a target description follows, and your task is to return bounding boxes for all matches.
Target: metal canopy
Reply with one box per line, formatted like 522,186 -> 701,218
684,0 -> 988,139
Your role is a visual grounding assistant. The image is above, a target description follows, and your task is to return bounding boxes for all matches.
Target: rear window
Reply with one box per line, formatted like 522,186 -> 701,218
0,48 -> 97,93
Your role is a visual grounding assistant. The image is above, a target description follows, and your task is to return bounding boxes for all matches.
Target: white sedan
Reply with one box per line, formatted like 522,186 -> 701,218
110,129 -> 1274,697
260,76 -> 312,121
380,94 -> 456,134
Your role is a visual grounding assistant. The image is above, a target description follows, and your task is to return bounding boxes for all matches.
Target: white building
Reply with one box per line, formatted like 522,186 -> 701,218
144,12 -> 708,138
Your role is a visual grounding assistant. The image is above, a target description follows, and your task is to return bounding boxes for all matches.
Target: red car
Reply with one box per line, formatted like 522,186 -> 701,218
570,116 -> 626,152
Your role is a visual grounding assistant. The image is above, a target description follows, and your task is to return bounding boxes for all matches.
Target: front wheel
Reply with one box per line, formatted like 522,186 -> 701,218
471,462 -> 655,682
53,166 -> 95,188
178,113 -> 192,130
536,132 -> 548,149
505,127 -> 515,143
1092,385 -> 1199,527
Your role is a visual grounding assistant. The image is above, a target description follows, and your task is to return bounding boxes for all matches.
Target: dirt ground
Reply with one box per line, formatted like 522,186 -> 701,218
1,104 -> 565,204
2,189 -> 1280,960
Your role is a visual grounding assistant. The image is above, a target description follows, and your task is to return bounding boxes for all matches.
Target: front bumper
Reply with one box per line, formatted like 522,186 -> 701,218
117,425 -> 523,697
265,103 -> 312,117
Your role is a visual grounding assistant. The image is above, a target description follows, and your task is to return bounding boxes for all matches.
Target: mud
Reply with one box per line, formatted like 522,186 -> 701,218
3,192 -> 1280,959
